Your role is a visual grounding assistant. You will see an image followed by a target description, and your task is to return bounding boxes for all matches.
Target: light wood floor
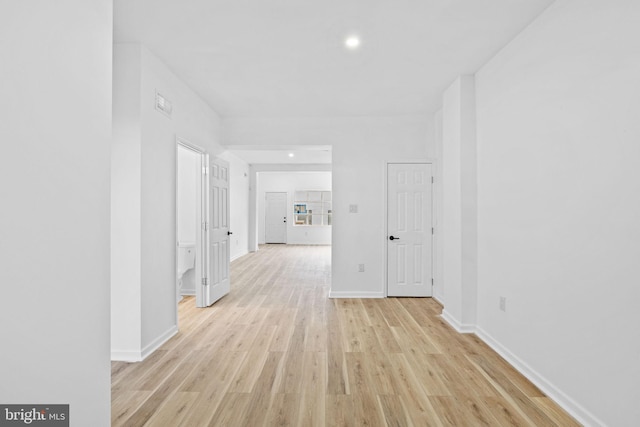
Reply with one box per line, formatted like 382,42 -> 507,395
111,244 -> 580,427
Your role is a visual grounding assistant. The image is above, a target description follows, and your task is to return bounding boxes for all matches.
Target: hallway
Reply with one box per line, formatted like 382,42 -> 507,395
111,245 -> 578,426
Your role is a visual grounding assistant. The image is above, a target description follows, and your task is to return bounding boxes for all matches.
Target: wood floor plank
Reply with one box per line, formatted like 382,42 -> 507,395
143,391 -> 198,427
385,353 -> 445,427
533,396 -> 582,427
298,390 -> 326,427
265,393 -> 301,427
208,393 -> 252,427
467,354 -> 557,426
111,390 -> 151,427
325,394 -> 354,427
402,352 -> 453,397
480,396 -> 533,427
111,244 -> 580,427
123,348 -> 207,426
378,394 -> 413,427
227,349 -> 270,393
268,308 -> 298,352
429,396 -> 478,427
352,390 -> 386,426
344,352 -> 375,394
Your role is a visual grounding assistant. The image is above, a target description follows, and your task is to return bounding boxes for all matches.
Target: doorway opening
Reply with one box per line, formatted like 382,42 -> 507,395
265,192 -> 288,243
256,171 -> 332,247
176,140 -> 206,321
386,162 -> 434,297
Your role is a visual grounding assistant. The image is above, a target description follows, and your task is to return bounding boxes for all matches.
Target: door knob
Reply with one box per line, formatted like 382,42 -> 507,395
227,231 -> 233,235
389,235 -> 400,240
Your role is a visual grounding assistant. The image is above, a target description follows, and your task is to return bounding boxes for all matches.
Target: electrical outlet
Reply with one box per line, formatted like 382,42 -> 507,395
349,204 -> 358,213
358,264 -> 365,272
499,296 -> 506,312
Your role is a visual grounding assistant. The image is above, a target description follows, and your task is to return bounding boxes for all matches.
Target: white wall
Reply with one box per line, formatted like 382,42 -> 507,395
218,151 -> 251,261
112,44 -> 226,360
257,171 -> 332,245
224,115 -> 434,297
441,75 -> 478,331
111,44 -> 143,358
473,1 -> 640,425
0,1 -> 112,425
177,146 -> 198,245
433,109 -> 444,302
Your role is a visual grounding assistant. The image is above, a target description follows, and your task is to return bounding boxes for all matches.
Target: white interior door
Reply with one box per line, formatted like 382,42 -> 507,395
197,156 -> 230,307
387,163 -> 433,297
265,192 -> 287,244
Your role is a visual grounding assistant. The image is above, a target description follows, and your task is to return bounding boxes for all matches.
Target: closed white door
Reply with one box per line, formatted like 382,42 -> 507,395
387,163 -> 433,297
197,156 -> 231,307
265,192 -> 287,244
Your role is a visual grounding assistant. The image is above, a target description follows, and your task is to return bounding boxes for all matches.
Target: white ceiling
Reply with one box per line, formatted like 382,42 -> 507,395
114,0 -> 555,119
229,146 -> 332,165
114,1 -> 554,165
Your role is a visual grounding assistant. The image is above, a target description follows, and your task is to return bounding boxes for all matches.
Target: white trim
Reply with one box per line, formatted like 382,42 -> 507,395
231,250 -> 249,262
111,326 -> 180,362
141,325 -> 179,361
180,289 -> 196,296
177,137 -> 206,154
440,310 -> 476,333
384,160 -> 436,298
437,315 -> 603,425
110,349 -> 143,362
475,326 -> 604,427
432,295 -> 445,307
329,290 -> 384,298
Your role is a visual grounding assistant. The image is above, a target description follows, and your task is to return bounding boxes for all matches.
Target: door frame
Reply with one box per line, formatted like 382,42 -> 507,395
384,159 -> 437,297
175,138 -> 207,327
264,191 -> 288,244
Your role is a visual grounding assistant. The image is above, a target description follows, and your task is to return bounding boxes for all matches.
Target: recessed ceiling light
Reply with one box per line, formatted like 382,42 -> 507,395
288,153 -> 294,158
345,36 -> 361,50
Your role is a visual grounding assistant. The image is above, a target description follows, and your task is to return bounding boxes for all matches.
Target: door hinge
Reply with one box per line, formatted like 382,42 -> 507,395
202,222 -> 208,231
202,278 -> 208,286
431,227 -> 434,235
431,278 -> 434,286
202,166 -> 209,175
431,176 -> 434,184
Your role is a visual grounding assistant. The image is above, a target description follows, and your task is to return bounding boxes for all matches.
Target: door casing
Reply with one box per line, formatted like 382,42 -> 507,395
175,138 -> 206,325
384,160 -> 436,297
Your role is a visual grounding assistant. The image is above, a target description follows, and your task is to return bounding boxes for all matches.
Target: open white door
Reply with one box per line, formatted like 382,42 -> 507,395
197,155 -> 231,307
265,192 -> 287,244
387,163 -> 433,297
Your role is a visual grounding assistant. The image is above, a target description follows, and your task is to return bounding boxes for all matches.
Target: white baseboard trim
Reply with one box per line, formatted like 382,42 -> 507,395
111,325 -> 178,363
181,289 -> 196,296
440,310 -> 476,333
431,293 -> 444,307
111,349 -> 143,362
231,250 -> 249,262
141,325 -> 178,361
475,326 -> 604,427
329,290 -> 385,298
432,294 -> 444,306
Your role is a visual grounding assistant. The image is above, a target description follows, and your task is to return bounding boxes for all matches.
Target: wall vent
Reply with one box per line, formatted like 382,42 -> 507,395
155,91 -> 172,117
